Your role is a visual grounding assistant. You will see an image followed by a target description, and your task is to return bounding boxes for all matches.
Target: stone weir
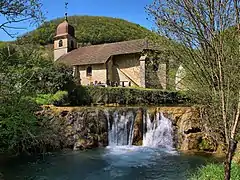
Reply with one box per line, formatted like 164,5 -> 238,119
38,106 -> 225,153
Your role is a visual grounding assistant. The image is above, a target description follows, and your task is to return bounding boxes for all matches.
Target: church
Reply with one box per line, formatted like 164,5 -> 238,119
54,19 -> 169,89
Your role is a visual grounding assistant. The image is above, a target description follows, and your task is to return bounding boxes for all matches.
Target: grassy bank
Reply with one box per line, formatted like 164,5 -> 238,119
190,163 -> 240,180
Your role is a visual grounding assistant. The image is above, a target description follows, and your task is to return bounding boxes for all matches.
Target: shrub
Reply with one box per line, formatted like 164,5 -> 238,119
52,91 -> 68,106
68,85 -> 189,106
68,85 -> 92,106
0,97 -> 41,153
34,91 -> 68,106
35,94 -> 53,105
189,163 -> 240,180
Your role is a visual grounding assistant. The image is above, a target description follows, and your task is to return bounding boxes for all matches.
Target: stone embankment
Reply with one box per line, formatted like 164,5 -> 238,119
38,105 -> 224,154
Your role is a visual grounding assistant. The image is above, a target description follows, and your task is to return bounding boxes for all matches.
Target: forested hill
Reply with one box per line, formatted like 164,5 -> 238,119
17,16 -> 156,45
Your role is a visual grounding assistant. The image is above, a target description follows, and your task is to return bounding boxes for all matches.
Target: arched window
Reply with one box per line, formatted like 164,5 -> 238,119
59,40 -> 63,47
86,66 -> 92,77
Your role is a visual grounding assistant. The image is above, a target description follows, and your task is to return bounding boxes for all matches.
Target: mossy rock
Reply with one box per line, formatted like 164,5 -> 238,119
198,136 -> 217,152
134,140 -> 143,146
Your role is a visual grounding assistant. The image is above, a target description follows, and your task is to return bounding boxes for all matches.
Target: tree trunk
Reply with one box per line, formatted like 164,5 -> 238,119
224,139 -> 237,180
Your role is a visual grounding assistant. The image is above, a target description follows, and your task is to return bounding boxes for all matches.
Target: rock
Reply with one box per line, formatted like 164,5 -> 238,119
132,108 -> 144,145
74,139 -> 87,150
198,135 -> 217,152
38,105 -> 224,154
180,132 -> 203,151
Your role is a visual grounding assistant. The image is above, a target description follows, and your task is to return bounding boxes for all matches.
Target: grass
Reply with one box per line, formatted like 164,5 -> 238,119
190,163 -> 240,180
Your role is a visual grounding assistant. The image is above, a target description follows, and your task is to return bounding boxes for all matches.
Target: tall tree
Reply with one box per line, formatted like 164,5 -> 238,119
147,0 -> 240,179
0,0 -> 43,37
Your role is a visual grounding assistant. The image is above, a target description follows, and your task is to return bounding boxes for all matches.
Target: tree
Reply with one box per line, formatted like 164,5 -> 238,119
0,45 -> 73,153
16,16 -> 157,45
147,0 -> 240,179
0,0 -> 43,37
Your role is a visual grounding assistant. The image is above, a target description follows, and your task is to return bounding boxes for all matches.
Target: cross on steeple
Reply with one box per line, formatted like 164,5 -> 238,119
65,1 -> 69,21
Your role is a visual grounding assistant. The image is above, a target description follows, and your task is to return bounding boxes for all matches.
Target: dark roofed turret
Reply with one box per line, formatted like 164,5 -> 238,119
56,20 -> 75,37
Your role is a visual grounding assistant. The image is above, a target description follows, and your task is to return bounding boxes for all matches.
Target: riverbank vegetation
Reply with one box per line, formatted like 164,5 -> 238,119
190,163 -> 240,180
0,44 -> 74,154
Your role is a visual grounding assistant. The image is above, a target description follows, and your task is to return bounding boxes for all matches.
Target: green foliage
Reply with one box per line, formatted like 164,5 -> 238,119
68,86 -> 188,106
35,91 -> 68,106
51,91 -> 68,106
35,94 -> 53,105
0,96 -> 41,153
0,45 -> 74,95
68,85 -> 91,106
17,15 -> 157,45
189,163 -> 240,180
0,45 -> 73,154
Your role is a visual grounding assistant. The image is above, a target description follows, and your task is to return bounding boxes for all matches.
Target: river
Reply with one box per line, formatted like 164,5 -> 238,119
0,146 -> 219,180
0,111 -> 220,180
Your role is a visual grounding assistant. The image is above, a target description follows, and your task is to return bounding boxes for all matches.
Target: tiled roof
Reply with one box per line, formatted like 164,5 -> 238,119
57,39 -> 150,65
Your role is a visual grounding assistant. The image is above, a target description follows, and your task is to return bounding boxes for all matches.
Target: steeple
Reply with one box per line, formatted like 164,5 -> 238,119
65,2 -> 68,21
53,1 -> 77,61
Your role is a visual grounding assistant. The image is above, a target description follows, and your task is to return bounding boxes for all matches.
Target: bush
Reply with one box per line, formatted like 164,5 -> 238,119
34,91 -> 68,106
189,163 -> 240,180
68,86 -> 91,106
68,86 -> 189,106
0,97 -> 41,153
52,91 -> 68,106
35,94 -> 53,105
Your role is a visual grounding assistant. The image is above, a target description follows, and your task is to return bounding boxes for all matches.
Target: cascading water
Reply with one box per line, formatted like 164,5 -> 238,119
106,109 -> 174,149
106,110 -> 135,146
143,112 -> 174,149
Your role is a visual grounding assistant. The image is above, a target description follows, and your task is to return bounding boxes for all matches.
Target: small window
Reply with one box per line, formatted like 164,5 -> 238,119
86,66 -> 92,77
59,40 -> 63,47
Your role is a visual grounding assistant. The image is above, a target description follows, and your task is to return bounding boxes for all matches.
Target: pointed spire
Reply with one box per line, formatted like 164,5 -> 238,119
65,1 -> 69,21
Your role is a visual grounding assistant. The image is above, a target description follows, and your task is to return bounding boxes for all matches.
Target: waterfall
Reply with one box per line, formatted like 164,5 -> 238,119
105,109 -> 174,149
143,112 -> 173,149
106,110 -> 135,146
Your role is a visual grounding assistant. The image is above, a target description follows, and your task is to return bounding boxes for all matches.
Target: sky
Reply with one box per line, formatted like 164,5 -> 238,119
0,0 -> 155,41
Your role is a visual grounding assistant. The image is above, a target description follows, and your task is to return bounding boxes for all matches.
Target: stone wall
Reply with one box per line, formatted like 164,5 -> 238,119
39,106 -> 224,154
78,64 -> 107,85
145,58 -> 168,89
156,107 -> 224,153
112,53 -> 141,86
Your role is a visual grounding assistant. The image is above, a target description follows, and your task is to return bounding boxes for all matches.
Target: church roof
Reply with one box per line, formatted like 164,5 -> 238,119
55,20 -> 75,38
57,39 -> 152,66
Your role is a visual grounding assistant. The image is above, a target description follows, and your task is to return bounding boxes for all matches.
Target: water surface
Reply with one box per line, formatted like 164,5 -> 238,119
1,146 -> 219,180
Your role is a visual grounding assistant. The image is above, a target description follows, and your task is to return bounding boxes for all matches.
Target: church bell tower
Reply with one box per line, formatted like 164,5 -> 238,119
54,2 -> 77,61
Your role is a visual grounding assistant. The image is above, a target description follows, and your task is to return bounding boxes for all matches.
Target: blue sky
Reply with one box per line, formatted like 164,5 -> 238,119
0,0 -> 155,41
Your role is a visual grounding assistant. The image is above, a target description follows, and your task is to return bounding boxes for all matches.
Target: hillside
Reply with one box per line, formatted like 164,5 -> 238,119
17,15 -> 156,45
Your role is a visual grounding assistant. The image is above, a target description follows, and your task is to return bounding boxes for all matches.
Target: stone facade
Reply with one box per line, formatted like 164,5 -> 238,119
145,57 -> 169,89
73,53 -> 152,87
53,20 -> 169,89
78,64 -> 107,85
110,53 -> 141,87
54,35 -> 77,61
72,53 -> 169,88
